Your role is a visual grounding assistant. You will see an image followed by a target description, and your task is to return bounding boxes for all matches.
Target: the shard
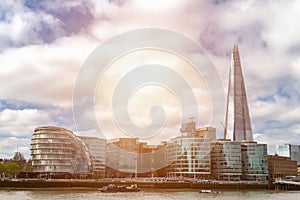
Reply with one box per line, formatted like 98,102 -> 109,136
224,45 -> 253,142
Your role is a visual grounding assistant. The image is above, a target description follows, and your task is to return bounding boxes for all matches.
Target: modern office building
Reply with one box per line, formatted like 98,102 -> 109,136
210,139 -> 242,181
268,155 -> 297,181
166,136 -> 211,178
106,138 -> 166,178
166,120 -> 213,178
106,138 -> 138,178
276,144 -> 300,164
137,141 -> 167,177
30,126 -> 92,178
241,142 -> 268,181
80,136 -> 106,178
224,45 -> 253,142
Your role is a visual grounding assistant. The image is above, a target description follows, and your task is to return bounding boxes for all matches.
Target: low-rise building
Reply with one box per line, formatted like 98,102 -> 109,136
268,154 -> 297,181
106,138 -> 166,178
106,138 -> 138,178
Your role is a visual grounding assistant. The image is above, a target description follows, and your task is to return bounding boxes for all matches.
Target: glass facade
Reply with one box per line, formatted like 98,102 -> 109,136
31,126 -> 92,177
106,138 -> 167,178
276,144 -> 300,164
241,142 -> 268,181
106,138 -> 139,178
80,136 -> 106,178
211,140 -> 242,181
290,145 -> 300,164
166,136 -> 211,178
276,144 -> 291,157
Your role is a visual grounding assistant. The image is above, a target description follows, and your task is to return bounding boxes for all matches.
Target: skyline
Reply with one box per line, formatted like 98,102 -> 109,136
0,0 -> 300,159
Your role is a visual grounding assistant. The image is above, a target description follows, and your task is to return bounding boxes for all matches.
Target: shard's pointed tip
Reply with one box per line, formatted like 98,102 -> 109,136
233,44 -> 239,52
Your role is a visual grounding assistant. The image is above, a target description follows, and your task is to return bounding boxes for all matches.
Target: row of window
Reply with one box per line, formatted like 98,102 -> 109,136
31,150 -> 73,155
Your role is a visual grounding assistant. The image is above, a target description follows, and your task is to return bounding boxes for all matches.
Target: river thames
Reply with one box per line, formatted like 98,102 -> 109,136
0,189 -> 299,200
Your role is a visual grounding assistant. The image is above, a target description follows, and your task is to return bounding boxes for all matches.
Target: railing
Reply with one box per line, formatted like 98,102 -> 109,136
274,177 -> 300,185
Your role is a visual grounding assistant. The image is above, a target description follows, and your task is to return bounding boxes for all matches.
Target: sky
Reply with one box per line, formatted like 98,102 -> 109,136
0,0 -> 300,159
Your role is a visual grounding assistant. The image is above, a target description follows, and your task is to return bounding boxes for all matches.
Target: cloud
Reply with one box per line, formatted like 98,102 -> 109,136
0,108 -> 56,159
0,0 -> 300,158
254,124 -> 300,155
0,137 -> 31,159
0,0 -> 96,50
0,34 -> 98,108
0,0 -> 63,50
0,108 -> 54,137
25,0 -> 96,35
191,0 -> 300,152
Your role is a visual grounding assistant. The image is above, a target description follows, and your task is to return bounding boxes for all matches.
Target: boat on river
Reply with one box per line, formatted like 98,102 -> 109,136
199,189 -> 221,194
99,184 -> 140,193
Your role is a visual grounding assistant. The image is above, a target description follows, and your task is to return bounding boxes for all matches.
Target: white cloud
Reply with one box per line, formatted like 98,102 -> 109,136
0,137 -> 31,159
254,124 -> 300,155
291,57 -> 300,78
0,0 -> 64,49
0,0 -> 300,157
0,34 -> 98,108
0,108 -> 54,137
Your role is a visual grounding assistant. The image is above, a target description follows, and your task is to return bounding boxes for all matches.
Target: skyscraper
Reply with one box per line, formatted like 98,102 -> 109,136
224,45 -> 253,142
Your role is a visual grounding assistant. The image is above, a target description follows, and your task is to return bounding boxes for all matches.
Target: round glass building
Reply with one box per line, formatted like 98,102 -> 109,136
30,126 -> 92,178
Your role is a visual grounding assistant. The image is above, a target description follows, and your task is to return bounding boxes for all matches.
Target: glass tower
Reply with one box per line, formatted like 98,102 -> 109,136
225,45 -> 253,142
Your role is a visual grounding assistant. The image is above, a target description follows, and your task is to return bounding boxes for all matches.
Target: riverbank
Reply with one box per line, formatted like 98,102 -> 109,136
0,179 -> 268,190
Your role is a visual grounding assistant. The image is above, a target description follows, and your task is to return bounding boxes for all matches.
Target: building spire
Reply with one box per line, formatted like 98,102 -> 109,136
224,45 -> 253,142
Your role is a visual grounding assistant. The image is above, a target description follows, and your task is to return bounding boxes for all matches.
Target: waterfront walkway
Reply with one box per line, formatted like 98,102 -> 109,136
274,177 -> 300,190
0,178 -> 268,190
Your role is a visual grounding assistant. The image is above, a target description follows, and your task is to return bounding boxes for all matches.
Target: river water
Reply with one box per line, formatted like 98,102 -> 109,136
0,189 -> 299,200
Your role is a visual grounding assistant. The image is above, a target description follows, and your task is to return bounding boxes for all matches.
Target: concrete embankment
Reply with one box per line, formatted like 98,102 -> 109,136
0,179 -> 268,190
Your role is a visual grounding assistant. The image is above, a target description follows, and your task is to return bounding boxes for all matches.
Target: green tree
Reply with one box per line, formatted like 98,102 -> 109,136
0,163 -> 7,177
6,162 -> 20,178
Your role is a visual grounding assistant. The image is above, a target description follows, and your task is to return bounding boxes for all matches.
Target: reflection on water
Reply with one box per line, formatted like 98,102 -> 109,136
0,189 -> 299,200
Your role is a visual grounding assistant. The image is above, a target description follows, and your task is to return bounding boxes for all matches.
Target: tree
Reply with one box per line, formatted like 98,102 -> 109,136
0,163 -> 6,177
6,162 -> 20,178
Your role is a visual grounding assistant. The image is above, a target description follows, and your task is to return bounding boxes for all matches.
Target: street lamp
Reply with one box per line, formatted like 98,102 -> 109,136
135,154 -> 138,179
